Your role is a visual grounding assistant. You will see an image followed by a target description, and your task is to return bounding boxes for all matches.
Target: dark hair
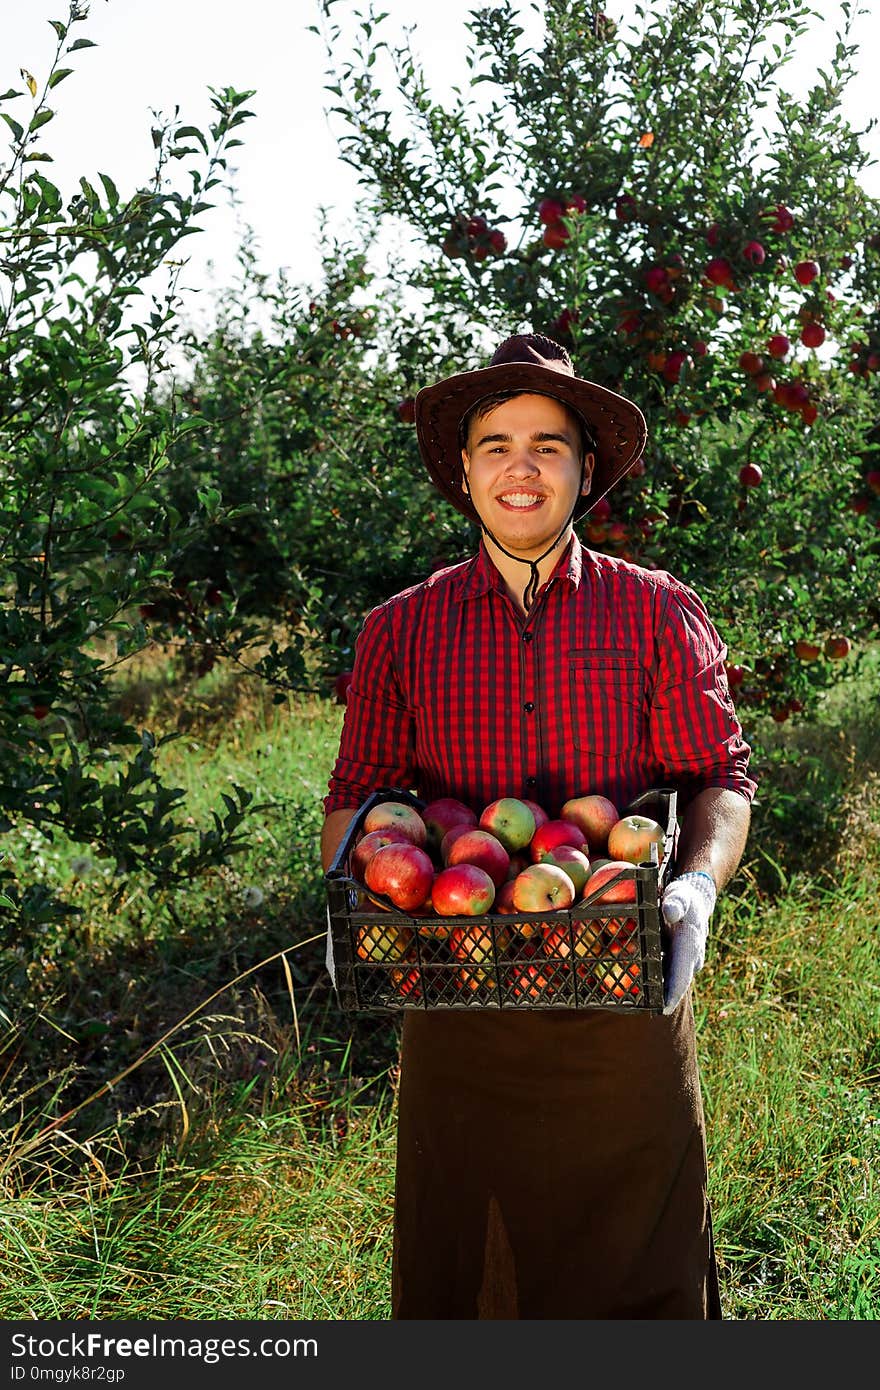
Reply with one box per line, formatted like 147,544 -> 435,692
458,389 -> 597,460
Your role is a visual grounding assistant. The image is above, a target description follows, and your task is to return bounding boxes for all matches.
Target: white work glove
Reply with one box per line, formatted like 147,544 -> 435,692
661,871 -> 717,1015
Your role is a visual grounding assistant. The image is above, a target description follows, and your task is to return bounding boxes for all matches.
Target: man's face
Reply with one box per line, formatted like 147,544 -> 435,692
461,393 -> 593,560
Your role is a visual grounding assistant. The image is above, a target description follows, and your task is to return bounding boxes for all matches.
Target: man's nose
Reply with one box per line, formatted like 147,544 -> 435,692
504,447 -> 540,476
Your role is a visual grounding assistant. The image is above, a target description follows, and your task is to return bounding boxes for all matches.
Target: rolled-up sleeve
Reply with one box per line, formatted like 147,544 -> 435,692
649,582 -> 757,805
324,603 -> 417,815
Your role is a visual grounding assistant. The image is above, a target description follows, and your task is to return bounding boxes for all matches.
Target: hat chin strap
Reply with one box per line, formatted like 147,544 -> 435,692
463,460 -> 586,613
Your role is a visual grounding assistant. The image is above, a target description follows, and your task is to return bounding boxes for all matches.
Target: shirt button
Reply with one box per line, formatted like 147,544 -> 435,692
524,701 -> 535,713
523,630 -> 534,642
526,776 -> 537,788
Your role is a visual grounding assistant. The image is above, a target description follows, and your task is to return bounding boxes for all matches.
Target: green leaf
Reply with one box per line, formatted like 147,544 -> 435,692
66,39 -> 97,52
1,112 -> 24,141
48,67 -> 74,89
28,108 -> 54,133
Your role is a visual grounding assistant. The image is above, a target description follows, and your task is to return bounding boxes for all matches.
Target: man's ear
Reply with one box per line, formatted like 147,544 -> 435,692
581,450 -> 596,493
461,446 -> 471,486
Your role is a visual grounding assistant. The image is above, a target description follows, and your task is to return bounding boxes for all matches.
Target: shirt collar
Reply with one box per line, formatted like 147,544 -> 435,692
457,533 -> 583,602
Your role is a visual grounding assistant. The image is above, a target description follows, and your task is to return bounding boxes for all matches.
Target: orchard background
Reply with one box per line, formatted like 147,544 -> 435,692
1,0 -> 878,1319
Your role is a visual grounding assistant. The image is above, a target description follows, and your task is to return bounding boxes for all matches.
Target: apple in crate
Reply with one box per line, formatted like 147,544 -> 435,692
356,921 -> 414,962
479,796 -> 536,852
364,842 -> 435,912
529,818 -> 588,862
420,796 -> 478,858
449,921 -> 511,965
391,965 -> 423,1002
509,960 -> 559,1002
432,863 -> 496,916
493,879 -> 518,913
363,799 -> 428,848
559,794 -> 620,853
512,862 -> 576,912
583,860 -> 637,905
522,799 -> 550,831
536,843 -> 591,896
446,827 -> 510,887
440,822 -> 475,864
351,826 -> 412,881
607,814 -> 665,864
542,918 -> 603,962
595,938 -> 641,1000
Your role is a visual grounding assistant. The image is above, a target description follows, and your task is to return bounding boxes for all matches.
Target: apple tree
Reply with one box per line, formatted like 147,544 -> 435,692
313,0 -> 880,723
0,8 -> 274,941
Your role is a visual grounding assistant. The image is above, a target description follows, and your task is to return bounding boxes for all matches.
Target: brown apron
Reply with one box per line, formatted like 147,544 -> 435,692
391,999 -> 722,1320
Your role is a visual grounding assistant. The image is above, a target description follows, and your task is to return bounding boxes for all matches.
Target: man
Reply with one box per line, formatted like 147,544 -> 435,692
321,333 -> 756,1319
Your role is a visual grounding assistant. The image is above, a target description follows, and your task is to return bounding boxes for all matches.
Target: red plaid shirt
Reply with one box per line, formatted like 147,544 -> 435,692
324,535 -> 757,818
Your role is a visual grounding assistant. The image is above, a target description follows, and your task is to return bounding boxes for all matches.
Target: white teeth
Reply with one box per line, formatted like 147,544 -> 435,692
500,493 -> 542,507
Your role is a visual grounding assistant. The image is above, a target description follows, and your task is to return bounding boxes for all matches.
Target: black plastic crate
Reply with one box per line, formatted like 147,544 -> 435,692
324,786 -> 678,1014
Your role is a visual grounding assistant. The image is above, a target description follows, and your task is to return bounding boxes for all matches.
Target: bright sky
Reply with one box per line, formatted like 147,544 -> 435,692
3,0 -> 879,323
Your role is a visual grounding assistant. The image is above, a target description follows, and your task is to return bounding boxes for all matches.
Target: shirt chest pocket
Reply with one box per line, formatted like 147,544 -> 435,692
569,650 -> 645,757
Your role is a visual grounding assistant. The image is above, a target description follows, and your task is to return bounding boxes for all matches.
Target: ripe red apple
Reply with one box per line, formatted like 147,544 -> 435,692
333,671 -> 353,705
541,917 -> 603,962
607,814 -> 665,865
529,818 -> 588,862
522,798 -> 550,831
396,397 -> 416,424
542,223 -> 569,249
794,640 -> 821,662
824,635 -> 851,660
559,794 -> 620,853
537,844 -> 591,896
351,826 -> 413,881
742,239 -> 766,265
420,796 -> 478,857
512,863 -> 576,913
739,463 -> 763,487
504,851 -> 530,881
431,863 -> 496,916
800,321 -> 826,349
355,921 -> 414,963
767,333 -> 790,359
446,828 -> 510,887
364,843 -> 435,913
31,703 -> 51,720
739,351 -> 763,375
583,860 -> 637,905
493,879 -> 519,913
479,796 -> 536,852
363,800 -> 427,848
488,228 -> 507,254
866,470 -> 880,495
764,203 -> 794,234
794,259 -> 820,286
753,371 -> 775,392
440,822 -> 477,864
705,256 -> 735,287
538,197 -> 565,225
644,265 -> 669,294
725,663 -> 746,688
801,402 -> 818,427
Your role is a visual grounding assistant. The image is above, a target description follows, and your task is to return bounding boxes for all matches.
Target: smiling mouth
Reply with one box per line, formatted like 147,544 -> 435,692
497,491 -> 545,509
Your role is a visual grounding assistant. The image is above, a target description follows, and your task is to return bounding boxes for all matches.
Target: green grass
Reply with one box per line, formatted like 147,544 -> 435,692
1,650 -> 878,1319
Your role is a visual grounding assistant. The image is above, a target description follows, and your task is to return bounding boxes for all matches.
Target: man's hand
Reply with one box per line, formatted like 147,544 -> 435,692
661,871 -> 717,1015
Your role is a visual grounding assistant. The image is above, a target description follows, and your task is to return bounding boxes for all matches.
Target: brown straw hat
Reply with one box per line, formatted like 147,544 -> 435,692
414,333 -> 648,523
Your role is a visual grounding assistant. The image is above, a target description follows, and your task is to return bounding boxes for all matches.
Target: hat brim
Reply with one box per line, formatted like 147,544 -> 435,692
414,361 -> 647,523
